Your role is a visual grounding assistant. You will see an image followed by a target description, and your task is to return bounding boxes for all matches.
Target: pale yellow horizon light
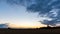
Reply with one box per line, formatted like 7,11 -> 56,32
8,22 -> 47,28
0,20 -> 47,28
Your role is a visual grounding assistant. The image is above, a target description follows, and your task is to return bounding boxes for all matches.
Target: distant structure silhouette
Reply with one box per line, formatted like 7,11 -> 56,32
47,25 -> 51,27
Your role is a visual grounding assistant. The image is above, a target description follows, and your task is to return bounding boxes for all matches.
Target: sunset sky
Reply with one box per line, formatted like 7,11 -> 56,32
0,0 -> 47,28
0,0 -> 60,28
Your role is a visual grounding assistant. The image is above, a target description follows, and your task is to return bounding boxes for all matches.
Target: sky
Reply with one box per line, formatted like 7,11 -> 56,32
0,0 -> 47,28
1,0 -> 60,28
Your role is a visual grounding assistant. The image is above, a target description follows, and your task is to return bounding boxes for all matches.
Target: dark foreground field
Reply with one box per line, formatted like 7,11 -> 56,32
0,27 -> 60,34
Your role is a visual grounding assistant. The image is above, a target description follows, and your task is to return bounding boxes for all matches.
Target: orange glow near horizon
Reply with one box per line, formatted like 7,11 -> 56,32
8,22 -> 47,29
0,20 -> 47,28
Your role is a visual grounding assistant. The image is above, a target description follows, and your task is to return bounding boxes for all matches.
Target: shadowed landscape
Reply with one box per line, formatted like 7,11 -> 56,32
0,27 -> 60,34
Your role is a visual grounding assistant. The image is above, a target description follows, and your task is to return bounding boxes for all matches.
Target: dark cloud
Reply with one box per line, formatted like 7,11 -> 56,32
5,0 -> 60,26
0,24 -> 8,28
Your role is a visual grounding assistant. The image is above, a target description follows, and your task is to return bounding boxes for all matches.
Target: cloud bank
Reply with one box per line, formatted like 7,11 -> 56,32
0,0 -> 60,26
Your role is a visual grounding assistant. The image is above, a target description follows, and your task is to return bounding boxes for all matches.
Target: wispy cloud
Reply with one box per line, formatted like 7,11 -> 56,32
4,0 -> 60,26
0,0 -> 60,27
